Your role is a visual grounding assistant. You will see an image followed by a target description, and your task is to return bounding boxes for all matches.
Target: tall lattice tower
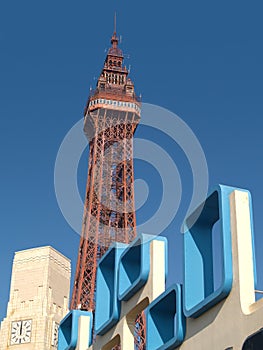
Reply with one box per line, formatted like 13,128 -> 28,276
70,23 -> 142,337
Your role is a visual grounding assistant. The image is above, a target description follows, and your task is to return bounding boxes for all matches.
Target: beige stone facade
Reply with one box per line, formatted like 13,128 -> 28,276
0,246 -> 71,350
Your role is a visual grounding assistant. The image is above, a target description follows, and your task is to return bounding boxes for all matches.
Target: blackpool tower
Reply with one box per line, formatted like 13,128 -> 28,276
70,22 -> 144,347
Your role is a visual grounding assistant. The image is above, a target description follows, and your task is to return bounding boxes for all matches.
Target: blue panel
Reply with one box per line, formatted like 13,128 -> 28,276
58,310 -> 93,350
118,234 -> 168,302
146,284 -> 185,350
95,242 -> 128,335
183,184 -> 236,318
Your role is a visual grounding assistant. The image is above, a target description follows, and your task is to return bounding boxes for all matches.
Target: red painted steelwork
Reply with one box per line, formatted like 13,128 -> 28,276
70,29 -> 146,349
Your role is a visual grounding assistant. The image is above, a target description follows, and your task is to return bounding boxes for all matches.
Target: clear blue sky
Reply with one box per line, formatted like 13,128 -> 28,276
1,0 -> 263,321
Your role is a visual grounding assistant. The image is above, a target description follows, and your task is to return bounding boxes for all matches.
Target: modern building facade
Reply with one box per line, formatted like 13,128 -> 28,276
58,187 -> 263,350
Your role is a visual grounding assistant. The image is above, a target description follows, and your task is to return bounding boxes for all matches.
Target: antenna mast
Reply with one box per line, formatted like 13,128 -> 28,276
114,12 -> 117,34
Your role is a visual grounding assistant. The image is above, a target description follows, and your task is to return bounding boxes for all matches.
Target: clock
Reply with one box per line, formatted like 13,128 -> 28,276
51,321 -> 59,347
10,319 -> 32,345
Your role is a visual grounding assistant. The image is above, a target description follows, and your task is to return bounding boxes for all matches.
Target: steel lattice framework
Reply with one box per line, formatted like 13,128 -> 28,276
70,29 -> 146,349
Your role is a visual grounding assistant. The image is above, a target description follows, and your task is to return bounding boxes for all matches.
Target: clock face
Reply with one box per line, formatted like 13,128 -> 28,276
51,322 -> 59,347
10,319 -> 32,345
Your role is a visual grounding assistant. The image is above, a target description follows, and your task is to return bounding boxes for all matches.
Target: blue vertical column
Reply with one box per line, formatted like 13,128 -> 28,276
183,185 -> 235,318
95,242 -> 127,335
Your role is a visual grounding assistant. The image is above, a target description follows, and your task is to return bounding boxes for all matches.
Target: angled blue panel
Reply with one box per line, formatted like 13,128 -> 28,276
146,284 -> 185,350
58,310 -> 93,350
95,242 -> 128,335
183,184 -> 236,318
118,234 -> 168,302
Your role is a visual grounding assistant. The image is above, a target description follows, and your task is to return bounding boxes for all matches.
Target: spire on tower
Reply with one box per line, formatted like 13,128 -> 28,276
114,11 -> 117,35
109,12 -> 122,56
111,14 -> 119,49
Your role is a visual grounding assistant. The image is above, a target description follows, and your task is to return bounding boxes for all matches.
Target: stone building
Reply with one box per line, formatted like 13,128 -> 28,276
0,246 -> 71,350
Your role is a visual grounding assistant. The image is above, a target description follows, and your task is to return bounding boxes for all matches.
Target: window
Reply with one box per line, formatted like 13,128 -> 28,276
243,329 -> 263,350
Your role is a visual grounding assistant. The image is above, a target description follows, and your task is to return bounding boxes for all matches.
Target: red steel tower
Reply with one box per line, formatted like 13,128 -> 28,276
71,24 -> 145,348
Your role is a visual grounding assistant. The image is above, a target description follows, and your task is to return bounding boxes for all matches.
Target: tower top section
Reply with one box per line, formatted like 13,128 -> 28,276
84,24 -> 141,117
108,31 -> 122,57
